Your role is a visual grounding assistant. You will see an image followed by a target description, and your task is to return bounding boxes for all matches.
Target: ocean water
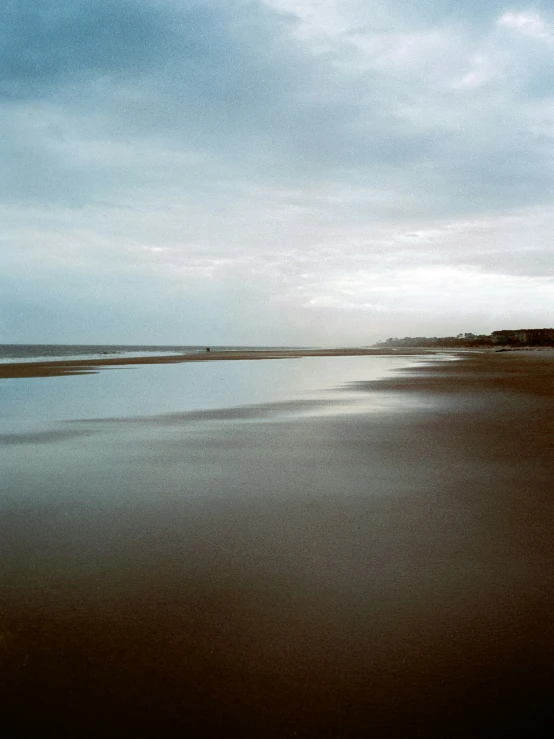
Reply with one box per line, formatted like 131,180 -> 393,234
0,343 -> 302,364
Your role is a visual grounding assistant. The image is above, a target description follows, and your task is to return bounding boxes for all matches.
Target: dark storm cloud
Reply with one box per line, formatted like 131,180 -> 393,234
0,0 -> 183,98
2,0 -> 554,213
0,0 -> 434,208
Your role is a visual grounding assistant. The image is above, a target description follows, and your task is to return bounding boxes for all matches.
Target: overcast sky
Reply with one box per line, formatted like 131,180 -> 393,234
2,1 -> 554,345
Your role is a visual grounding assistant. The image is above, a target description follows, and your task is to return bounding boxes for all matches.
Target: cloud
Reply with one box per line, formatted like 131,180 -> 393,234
0,0 -> 183,98
2,1 -> 554,343
498,10 -> 552,41
3,1 -> 554,213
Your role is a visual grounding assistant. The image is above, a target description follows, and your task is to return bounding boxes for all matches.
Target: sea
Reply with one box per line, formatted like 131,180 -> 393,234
0,343 -> 303,363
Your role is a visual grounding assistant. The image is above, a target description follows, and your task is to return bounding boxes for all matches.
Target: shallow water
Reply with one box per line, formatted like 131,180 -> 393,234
0,354 -> 426,428
0,356 -> 425,505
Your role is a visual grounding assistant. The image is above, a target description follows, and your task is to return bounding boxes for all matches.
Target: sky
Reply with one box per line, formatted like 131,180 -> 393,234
1,0 -> 554,345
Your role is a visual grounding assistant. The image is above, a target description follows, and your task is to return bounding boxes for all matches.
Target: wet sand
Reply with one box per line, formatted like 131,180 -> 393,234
1,351 -> 553,735
0,347 -> 434,379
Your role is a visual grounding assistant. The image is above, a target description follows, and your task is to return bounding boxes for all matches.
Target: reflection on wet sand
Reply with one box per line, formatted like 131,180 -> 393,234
1,352 -> 552,735
0,347 -> 431,380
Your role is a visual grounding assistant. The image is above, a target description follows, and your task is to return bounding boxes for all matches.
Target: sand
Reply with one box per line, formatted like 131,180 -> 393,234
1,350 -> 553,735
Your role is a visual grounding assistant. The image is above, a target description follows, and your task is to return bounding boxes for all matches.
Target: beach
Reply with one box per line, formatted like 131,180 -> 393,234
0,347 -> 430,379
1,349 -> 552,735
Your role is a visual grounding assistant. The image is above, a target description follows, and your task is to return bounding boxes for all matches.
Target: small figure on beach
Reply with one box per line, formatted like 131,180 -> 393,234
205,347 -> 210,352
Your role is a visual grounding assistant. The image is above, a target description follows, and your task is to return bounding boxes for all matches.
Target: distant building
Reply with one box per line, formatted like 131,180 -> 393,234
374,328 -> 554,348
491,328 -> 554,346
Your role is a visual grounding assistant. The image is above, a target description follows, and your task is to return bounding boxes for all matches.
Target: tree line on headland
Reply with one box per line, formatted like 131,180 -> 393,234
374,328 -> 554,348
